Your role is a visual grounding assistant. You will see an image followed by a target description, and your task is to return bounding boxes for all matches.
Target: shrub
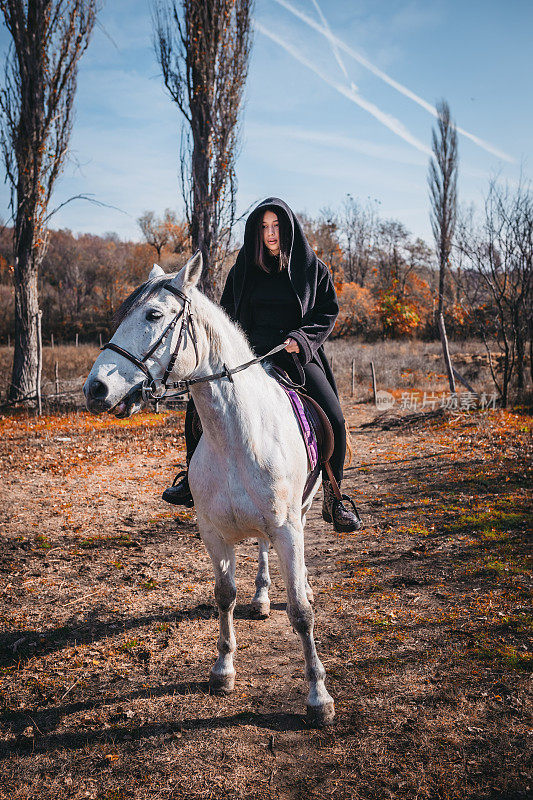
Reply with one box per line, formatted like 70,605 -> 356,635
377,288 -> 421,337
334,282 -> 378,337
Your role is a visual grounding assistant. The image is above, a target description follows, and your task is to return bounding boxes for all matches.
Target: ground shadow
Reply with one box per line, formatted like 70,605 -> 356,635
0,602 -> 218,667
0,680 -> 211,735
0,597 -> 291,669
0,710 -> 308,759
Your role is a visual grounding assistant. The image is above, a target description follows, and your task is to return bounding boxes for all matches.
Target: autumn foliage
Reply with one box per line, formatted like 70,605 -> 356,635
334,282 -> 377,337
378,285 -> 421,337
0,226 -> 191,344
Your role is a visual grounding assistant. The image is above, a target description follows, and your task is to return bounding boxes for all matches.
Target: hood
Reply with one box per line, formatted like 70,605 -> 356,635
235,197 -> 320,316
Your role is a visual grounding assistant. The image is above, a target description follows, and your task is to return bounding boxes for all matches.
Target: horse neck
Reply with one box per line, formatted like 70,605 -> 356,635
187,294 -> 275,449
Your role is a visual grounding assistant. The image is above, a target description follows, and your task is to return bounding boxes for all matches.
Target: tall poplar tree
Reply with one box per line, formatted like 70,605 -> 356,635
153,0 -> 253,297
428,99 -> 458,392
0,0 -> 98,402
428,99 -> 458,319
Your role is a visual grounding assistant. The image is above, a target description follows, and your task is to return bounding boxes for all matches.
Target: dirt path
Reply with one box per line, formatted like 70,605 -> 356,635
0,403 -> 531,800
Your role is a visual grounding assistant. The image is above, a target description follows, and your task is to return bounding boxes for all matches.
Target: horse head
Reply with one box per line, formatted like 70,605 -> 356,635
84,251 -> 203,418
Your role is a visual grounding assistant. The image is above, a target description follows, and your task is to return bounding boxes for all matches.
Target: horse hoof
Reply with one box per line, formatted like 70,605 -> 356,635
306,701 -> 335,727
250,600 -> 270,619
209,671 -> 235,695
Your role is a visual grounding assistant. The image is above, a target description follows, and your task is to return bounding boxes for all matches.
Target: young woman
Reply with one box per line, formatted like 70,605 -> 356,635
163,197 -> 362,532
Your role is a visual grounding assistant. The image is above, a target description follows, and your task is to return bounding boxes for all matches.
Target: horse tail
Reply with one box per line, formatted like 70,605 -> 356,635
344,419 -> 353,467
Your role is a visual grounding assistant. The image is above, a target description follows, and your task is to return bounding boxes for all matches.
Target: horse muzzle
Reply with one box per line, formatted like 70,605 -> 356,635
84,376 -> 145,417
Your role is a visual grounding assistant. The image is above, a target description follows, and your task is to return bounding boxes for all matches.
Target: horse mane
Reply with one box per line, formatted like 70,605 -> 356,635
190,286 -> 254,363
113,273 -> 255,364
113,275 -> 171,327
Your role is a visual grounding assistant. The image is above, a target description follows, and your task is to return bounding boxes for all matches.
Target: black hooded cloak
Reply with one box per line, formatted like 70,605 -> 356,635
220,197 -> 339,393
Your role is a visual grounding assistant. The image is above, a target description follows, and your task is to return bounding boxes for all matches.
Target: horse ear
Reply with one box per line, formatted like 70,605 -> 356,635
149,263 -> 165,280
171,251 -> 203,291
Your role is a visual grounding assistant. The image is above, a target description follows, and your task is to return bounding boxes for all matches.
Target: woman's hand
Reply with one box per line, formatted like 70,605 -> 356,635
284,337 -> 300,354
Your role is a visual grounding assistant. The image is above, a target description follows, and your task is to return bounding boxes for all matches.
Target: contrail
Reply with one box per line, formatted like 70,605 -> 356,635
254,21 -> 431,155
247,122 -> 427,166
309,0 -> 349,82
273,0 -> 514,163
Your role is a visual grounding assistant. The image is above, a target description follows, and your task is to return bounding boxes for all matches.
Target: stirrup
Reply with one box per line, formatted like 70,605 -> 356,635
332,494 -> 362,525
323,493 -> 363,532
171,469 -> 188,487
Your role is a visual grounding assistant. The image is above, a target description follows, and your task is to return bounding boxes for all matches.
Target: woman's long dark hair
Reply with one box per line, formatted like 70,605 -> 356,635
254,207 -> 291,272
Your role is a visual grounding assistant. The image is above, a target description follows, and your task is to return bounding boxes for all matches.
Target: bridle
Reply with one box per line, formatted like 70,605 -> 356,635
101,282 -> 198,406
100,281 -> 288,409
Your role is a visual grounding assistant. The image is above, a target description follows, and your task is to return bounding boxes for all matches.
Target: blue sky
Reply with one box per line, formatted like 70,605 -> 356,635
0,0 -> 531,245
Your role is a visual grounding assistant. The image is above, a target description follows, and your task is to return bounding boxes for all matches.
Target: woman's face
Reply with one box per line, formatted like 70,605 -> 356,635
262,210 -> 280,256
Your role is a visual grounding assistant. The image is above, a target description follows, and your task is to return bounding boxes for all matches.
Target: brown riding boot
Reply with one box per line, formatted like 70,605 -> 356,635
322,480 -> 363,533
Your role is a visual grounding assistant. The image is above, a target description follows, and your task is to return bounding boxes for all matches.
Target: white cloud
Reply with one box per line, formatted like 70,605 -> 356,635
309,0 -> 348,81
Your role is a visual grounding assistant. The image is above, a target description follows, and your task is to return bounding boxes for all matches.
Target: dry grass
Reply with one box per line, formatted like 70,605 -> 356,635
0,345 -> 100,408
3,339 -> 528,412
0,344 -> 100,383
325,337 -> 530,400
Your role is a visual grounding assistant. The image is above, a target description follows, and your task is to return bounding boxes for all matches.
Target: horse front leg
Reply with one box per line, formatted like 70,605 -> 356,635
251,538 -> 271,618
271,524 -> 335,726
198,520 -> 237,694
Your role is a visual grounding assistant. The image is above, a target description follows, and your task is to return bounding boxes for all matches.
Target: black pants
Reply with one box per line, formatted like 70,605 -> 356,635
183,361 -> 346,483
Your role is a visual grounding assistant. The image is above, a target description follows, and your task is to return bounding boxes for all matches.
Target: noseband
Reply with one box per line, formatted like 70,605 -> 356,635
101,281 -> 290,408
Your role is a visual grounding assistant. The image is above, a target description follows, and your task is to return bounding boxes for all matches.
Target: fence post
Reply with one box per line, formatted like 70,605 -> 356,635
7,333 -> 10,348
351,360 -> 355,397
51,332 -> 54,349
75,332 -> 79,348
438,312 -> 456,393
452,366 -> 478,396
99,332 -> 102,348
370,361 -> 377,404
36,310 -> 43,416
55,361 -> 59,398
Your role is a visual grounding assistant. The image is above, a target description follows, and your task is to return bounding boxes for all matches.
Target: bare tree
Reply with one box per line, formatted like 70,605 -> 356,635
301,208 -> 344,282
163,208 -> 189,257
138,208 -> 191,267
153,0 -> 253,298
138,211 -> 171,259
428,99 -> 458,319
340,194 -> 380,286
0,0 -> 98,402
376,219 -> 411,291
456,179 -> 533,407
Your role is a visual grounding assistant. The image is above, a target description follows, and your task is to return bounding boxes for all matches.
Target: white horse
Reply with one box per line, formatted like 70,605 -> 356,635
83,253 -> 334,725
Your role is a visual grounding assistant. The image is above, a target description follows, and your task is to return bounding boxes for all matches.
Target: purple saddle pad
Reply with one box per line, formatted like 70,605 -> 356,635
278,383 -> 322,504
271,367 -> 322,504
280,384 -> 319,471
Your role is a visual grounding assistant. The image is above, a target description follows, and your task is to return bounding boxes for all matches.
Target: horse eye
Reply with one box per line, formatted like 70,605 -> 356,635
146,310 -> 163,322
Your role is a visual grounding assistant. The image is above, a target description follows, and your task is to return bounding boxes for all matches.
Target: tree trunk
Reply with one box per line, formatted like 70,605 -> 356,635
10,223 -> 39,403
191,124 -> 215,298
514,305 -> 525,392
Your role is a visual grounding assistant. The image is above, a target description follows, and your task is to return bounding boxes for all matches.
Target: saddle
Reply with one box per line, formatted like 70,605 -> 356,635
272,367 -> 335,504
188,366 -> 341,506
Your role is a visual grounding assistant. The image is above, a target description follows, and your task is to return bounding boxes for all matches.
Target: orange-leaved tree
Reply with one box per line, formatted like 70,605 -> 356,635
378,280 -> 421,337
334,282 -> 378,337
